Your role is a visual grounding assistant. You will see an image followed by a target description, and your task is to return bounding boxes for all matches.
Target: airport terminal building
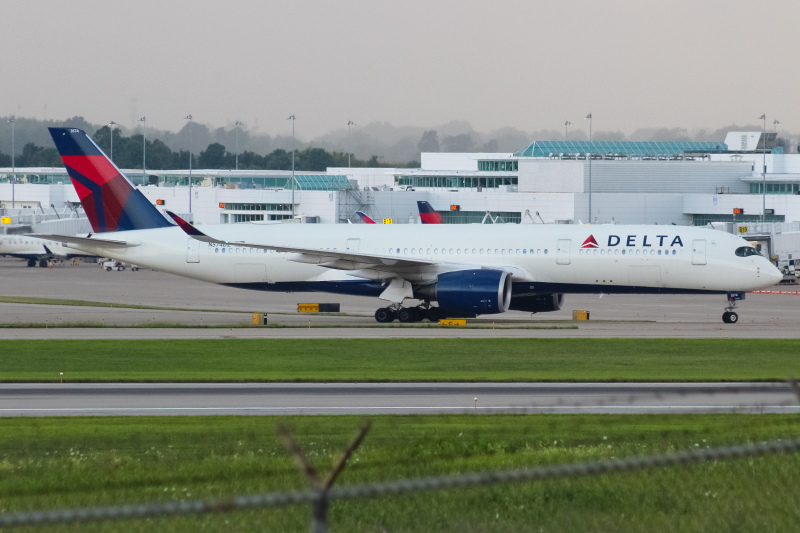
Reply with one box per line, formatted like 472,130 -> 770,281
3,131 -> 800,259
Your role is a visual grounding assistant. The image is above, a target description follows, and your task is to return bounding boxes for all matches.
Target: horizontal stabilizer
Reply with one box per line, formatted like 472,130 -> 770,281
166,212 -> 219,243
27,234 -> 138,248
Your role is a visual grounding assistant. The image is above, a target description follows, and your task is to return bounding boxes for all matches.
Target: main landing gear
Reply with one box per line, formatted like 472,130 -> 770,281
722,292 -> 744,324
374,303 -> 444,323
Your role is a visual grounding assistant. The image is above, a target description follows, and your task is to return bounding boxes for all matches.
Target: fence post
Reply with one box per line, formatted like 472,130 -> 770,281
278,422 -> 371,533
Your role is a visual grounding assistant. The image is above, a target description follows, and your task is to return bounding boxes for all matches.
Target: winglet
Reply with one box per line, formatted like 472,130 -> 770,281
356,211 -> 377,224
166,211 -> 221,243
417,201 -> 443,224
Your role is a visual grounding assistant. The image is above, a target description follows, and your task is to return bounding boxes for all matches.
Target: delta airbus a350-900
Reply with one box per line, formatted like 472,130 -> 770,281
37,127 -> 781,324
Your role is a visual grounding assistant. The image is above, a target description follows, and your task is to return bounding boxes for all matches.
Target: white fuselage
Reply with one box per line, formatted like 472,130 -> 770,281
61,223 -> 781,296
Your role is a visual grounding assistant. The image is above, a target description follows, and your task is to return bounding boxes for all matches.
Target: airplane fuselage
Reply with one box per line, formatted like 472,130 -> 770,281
0,235 -> 91,263
63,223 -> 781,298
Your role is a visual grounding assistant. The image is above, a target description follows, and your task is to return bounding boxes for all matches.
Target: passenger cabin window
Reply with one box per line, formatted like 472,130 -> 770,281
735,246 -> 761,257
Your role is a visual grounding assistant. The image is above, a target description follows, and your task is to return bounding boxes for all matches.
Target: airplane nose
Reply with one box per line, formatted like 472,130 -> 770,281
767,266 -> 783,286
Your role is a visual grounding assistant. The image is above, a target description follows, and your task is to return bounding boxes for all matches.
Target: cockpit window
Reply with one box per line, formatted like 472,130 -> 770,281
735,246 -> 761,257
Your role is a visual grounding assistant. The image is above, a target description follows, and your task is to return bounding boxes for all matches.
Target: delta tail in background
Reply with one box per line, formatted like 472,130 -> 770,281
417,201 -> 443,224
37,128 -> 782,324
355,211 -> 377,224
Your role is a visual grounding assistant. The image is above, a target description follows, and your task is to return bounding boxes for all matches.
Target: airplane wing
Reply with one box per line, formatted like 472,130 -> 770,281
166,212 -> 533,284
167,211 -> 437,272
27,234 -> 139,248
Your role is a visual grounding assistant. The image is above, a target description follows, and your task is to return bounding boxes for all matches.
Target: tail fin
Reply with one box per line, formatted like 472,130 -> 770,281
48,127 -> 172,233
417,201 -> 443,224
355,211 -> 377,224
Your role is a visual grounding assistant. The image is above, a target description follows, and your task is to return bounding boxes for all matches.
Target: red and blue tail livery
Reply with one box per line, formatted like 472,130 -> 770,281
417,201 -> 443,224
48,128 -> 171,233
356,211 -> 377,224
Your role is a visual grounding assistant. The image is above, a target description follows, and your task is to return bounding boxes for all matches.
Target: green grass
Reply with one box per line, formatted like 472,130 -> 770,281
0,414 -> 798,532
1,338 -> 799,382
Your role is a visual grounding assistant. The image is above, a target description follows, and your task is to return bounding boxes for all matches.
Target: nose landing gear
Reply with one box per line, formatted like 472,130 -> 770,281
722,292 -> 744,324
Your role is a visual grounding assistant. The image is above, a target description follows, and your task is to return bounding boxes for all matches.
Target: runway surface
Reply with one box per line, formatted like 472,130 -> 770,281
2,257 -> 800,338
1,383 -> 797,416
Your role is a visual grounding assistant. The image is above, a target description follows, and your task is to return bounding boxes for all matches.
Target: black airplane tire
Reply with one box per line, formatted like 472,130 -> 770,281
27,260 -> 36,267
727,311 -> 738,324
39,260 -> 48,268
398,308 -> 418,323
425,308 -> 442,322
375,308 -> 394,323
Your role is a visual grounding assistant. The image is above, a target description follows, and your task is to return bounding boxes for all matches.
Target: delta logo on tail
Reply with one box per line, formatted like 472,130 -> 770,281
581,235 -> 599,248
48,128 -> 171,233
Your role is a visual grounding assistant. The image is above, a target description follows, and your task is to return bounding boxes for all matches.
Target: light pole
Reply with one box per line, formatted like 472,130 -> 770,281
760,113 -> 766,222
773,119 -> 780,132
108,121 -> 117,163
234,121 -> 243,171
347,120 -> 355,167
185,115 -> 193,214
585,113 -> 593,222
564,120 -> 571,141
7,117 -> 14,209
287,114 -> 295,218
585,113 -> 592,141
138,116 -> 146,184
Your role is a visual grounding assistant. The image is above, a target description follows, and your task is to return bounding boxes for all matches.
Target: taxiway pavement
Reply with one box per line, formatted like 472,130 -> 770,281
2,257 -> 799,339
0,383 -> 796,416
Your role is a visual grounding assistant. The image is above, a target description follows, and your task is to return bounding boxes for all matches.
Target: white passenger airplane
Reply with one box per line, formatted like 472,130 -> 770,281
37,127 -> 782,324
0,234 -> 93,267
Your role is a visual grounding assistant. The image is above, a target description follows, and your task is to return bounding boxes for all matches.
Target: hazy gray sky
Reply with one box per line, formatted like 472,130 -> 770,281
3,0 -> 798,139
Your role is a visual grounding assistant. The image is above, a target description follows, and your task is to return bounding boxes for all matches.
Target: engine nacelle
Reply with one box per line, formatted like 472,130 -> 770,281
415,269 -> 512,316
509,293 -> 565,313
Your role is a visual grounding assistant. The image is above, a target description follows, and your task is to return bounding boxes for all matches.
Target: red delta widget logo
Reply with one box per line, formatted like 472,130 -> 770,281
582,234 -> 684,248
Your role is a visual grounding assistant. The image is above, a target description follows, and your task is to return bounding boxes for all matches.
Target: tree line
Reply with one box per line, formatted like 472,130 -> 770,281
0,126 -> 393,171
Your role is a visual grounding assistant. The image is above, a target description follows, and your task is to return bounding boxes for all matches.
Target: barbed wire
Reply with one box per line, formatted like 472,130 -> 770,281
1,436 -> 798,528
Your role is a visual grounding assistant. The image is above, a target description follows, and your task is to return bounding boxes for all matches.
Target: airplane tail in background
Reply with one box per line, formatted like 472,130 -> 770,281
417,201 -> 443,224
48,128 -> 172,233
356,211 -> 377,224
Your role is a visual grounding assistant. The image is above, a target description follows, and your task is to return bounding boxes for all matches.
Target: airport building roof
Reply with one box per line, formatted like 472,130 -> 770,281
514,140 -> 728,158
286,174 -> 353,191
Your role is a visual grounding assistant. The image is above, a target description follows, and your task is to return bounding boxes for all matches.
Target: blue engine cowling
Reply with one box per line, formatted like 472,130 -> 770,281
415,269 -> 512,316
509,293 -> 564,313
